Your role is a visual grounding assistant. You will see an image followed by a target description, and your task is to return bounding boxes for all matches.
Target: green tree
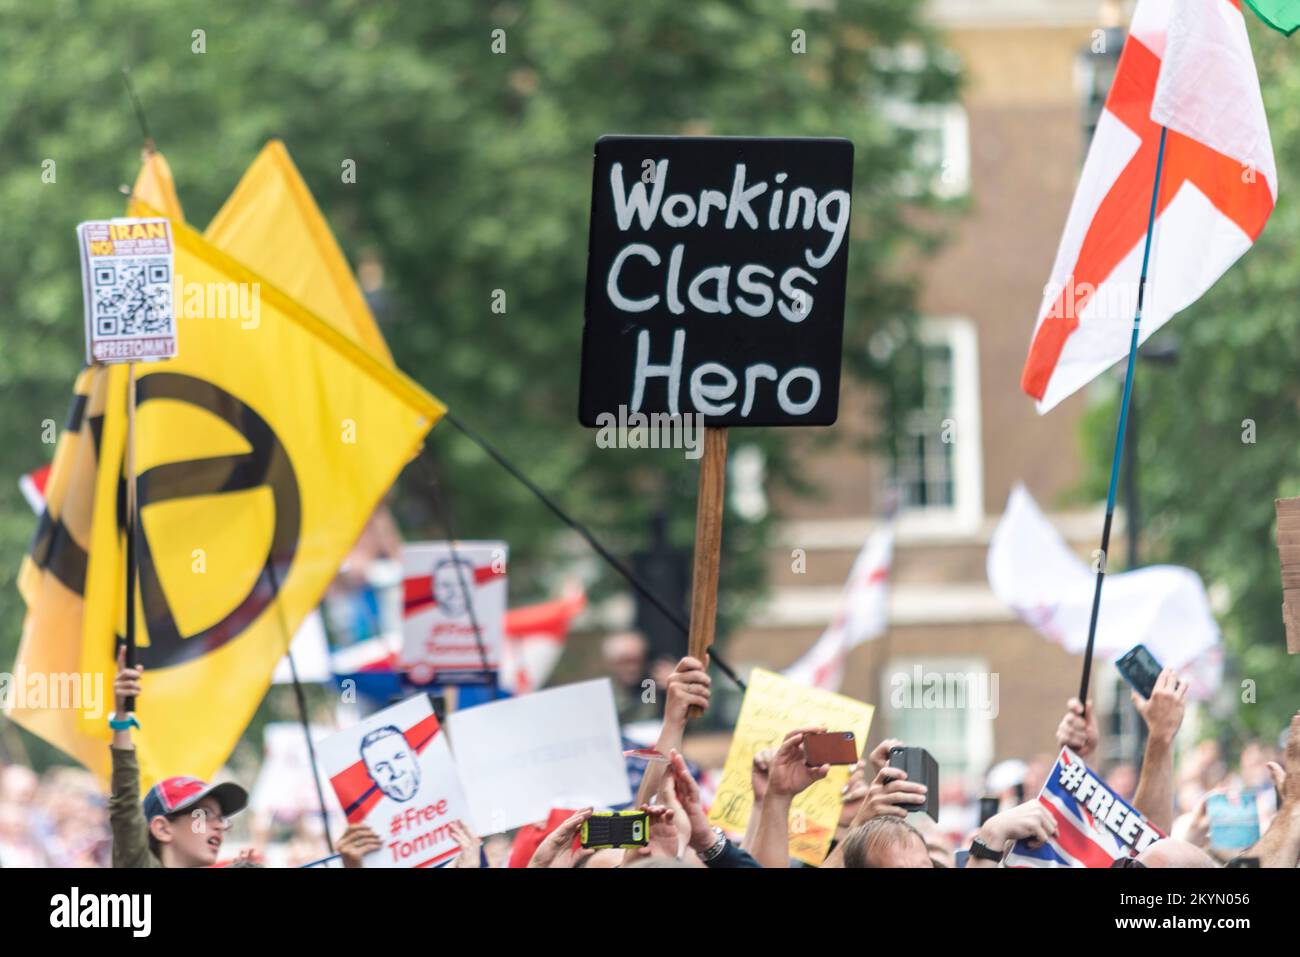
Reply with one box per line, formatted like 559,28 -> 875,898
1077,23 -> 1300,743
0,0 -> 957,762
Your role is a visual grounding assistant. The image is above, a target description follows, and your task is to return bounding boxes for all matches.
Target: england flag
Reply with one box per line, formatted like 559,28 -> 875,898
1022,0 -> 1276,412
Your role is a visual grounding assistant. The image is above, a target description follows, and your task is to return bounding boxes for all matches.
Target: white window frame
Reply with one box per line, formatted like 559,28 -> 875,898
880,655 -> 996,783
894,316 -> 984,537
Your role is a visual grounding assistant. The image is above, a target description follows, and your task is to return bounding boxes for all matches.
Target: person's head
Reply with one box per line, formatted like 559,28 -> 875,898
578,848 -> 626,869
602,632 -> 648,688
360,726 -> 421,802
841,817 -> 933,868
432,558 -> 474,618
1135,838 -> 1219,868
143,776 -> 248,867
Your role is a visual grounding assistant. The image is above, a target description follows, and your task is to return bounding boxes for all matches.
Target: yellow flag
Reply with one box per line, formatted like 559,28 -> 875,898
74,211 -> 442,788
10,368 -> 126,779
7,152 -> 180,777
11,151 -> 437,789
205,140 -> 393,364
127,150 -> 185,222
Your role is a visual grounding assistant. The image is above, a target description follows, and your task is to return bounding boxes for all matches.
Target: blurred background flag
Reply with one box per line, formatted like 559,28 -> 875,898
1021,0 -> 1276,412
1244,0 -> 1300,34
783,524 -> 893,692
987,486 -> 1223,698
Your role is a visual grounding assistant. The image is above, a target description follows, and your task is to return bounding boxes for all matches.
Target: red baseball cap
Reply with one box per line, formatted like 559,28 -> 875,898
143,775 -> 248,822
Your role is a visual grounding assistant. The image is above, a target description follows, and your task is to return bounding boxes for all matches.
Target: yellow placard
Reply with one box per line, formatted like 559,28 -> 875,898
707,667 -> 874,866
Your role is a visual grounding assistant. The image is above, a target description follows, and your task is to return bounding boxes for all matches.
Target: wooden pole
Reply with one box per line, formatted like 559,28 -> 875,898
686,427 -> 728,719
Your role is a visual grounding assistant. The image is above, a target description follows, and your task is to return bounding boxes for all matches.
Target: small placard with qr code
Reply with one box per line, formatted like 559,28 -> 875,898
77,218 -> 177,364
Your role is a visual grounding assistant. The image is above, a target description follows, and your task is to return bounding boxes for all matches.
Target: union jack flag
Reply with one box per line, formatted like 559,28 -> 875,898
1005,748 -> 1165,868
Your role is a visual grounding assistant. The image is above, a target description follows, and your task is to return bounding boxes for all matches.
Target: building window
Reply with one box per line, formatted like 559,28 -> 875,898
890,318 -> 984,532
881,100 -> 972,200
882,656 -> 995,783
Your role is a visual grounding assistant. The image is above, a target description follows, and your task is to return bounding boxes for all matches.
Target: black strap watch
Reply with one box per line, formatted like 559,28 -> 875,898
969,837 -> 1004,862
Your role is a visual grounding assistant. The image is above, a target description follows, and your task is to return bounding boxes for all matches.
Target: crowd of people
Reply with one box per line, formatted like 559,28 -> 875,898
2,644 -> 1296,870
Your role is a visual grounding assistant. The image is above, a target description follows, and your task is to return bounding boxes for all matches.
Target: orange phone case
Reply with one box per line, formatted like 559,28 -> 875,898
803,732 -> 858,766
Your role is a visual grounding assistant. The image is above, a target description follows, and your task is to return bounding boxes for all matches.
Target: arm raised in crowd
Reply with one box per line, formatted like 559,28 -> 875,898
1243,712 -> 1300,869
963,800 -> 1058,868
740,747 -> 773,851
1131,668 -> 1187,835
663,749 -> 760,867
633,656 -> 711,807
750,727 -> 829,868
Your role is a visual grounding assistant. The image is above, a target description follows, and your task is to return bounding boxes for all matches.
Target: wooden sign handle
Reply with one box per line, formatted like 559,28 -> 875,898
687,427 -> 728,719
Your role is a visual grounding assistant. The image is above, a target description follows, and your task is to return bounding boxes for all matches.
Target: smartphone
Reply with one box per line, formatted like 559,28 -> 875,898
978,796 -> 1000,827
802,731 -> 858,766
1116,644 -> 1163,699
1206,791 -> 1261,852
888,746 -> 940,822
580,810 -> 649,850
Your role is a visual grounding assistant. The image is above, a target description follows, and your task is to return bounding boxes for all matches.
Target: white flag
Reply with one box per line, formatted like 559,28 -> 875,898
785,525 -> 893,691
987,486 -> 1222,698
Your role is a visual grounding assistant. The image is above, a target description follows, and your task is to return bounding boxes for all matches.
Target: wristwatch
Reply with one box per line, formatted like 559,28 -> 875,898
968,836 -> 1003,862
698,826 -> 728,863
108,714 -> 140,731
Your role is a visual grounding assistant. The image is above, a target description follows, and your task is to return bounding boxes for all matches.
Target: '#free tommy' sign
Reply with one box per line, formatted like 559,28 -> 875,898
578,136 -> 854,428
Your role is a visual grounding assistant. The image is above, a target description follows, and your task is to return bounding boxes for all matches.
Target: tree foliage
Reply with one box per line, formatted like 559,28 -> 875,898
0,0 -> 958,752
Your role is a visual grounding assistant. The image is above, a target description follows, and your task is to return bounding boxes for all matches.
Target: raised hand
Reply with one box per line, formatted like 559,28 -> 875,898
528,807 -> 595,869
337,822 -> 382,869
859,765 -> 928,820
768,728 -> 830,798
1133,669 -> 1187,746
448,819 -> 482,868
1056,697 -> 1098,758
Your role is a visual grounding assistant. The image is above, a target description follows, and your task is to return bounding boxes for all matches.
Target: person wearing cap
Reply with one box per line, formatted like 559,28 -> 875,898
108,647 -> 249,867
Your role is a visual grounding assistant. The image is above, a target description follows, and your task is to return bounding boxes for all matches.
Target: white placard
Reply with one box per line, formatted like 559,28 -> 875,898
317,695 -> 471,869
77,218 -> 177,364
447,678 -> 631,834
400,541 -> 506,683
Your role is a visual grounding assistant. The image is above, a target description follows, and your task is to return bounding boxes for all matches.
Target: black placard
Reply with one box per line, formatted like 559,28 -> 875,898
579,135 -> 854,428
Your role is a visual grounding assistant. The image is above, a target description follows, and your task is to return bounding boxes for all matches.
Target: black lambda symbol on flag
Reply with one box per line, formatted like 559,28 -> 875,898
122,373 -> 301,669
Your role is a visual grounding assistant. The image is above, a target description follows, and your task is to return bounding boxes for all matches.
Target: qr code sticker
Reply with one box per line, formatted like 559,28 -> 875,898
91,260 -> 172,337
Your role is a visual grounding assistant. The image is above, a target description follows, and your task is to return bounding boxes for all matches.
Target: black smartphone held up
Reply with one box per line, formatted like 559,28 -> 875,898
888,746 -> 939,822
1116,644 -> 1163,699
978,796 -> 1000,827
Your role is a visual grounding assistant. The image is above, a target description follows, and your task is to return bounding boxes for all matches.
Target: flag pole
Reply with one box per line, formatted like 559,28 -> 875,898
1078,125 -> 1168,707
123,363 -> 140,713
